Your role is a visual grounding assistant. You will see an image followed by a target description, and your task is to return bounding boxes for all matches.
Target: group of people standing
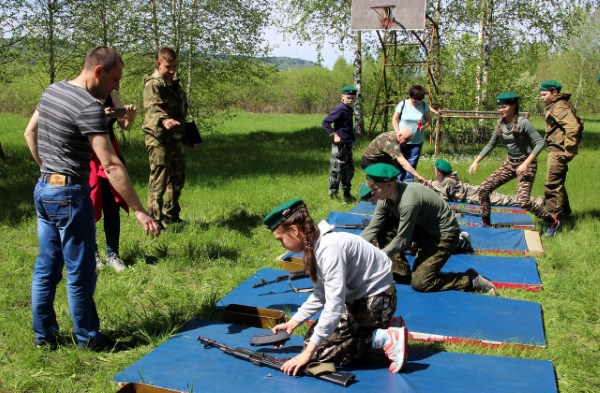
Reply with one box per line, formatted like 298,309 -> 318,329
24,46 -> 190,350
323,81 -> 582,236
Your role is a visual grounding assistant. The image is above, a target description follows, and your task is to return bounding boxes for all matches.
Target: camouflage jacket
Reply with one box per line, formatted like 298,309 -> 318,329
143,69 -> 188,140
544,93 -> 583,155
363,131 -> 403,162
430,173 -> 542,207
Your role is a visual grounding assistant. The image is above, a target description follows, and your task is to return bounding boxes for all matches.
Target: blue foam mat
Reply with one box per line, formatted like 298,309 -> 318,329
405,253 -> 541,290
114,320 -> 557,393
349,202 -> 534,228
326,211 -> 529,254
217,269 -> 546,347
281,251 -> 541,289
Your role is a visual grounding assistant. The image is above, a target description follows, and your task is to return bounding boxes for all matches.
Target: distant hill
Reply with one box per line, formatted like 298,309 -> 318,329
259,56 -> 319,70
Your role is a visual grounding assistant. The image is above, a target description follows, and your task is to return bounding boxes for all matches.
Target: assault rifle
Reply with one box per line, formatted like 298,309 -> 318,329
197,336 -> 356,387
335,218 -> 370,230
252,270 -> 308,288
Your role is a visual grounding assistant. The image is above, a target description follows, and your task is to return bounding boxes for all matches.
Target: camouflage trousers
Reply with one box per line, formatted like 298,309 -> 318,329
304,285 -> 396,365
145,135 -> 186,221
369,217 -> 469,291
329,143 -> 354,194
479,157 -> 551,223
545,151 -> 572,218
459,185 -> 543,207
409,227 -> 471,292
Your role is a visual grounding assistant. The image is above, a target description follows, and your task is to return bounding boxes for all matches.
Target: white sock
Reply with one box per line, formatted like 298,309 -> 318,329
372,328 -> 389,349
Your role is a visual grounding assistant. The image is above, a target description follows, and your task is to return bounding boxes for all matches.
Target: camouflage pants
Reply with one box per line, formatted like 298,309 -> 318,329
545,151 -> 572,218
410,227 -> 471,292
479,157 -> 551,222
373,215 -> 411,284
329,143 -> 354,194
304,285 -> 396,365
145,135 -> 186,221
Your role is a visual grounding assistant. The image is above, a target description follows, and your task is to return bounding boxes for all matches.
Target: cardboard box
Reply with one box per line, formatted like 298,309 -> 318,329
222,304 -> 286,329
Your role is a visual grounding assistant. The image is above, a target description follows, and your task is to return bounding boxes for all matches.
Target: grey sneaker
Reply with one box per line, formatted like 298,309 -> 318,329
544,218 -> 560,237
467,268 -> 498,296
106,255 -> 126,272
95,252 -> 104,270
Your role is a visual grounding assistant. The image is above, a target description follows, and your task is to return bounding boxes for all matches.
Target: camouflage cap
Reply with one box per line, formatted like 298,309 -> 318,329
495,92 -> 519,105
435,159 -> 453,174
539,80 -> 562,92
365,163 -> 401,182
359,182 -> 373,201
341,85 -> 358,95
262,198 -> 304,232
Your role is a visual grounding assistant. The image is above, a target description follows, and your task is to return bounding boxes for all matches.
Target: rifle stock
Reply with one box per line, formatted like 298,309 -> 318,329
197,336 -> 355,387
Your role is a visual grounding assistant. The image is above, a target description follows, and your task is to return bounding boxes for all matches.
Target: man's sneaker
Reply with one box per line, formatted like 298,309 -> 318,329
95,252 -> 104,270
106,255 -> 126,272
162,217 -> 186,226
382,326 -> 408,373
544,217 -> 560,237
457,231 -> 473,253
341,192 -> 355,204
481,216 -> 491,227
467,268 -> 498,296
328,190 -> 338,200
78,334 -> 133,352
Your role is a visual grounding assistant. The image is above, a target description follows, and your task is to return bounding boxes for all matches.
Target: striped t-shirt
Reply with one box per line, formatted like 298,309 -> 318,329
37,80 -> 109,180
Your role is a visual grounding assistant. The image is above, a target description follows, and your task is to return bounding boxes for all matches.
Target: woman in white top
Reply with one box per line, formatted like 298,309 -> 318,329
392,85 -> 432,182
263,198 -> 408,375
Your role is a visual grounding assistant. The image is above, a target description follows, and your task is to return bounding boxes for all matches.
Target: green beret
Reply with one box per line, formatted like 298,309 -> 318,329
435,159 -> 452,174
365,163 -> 401,182
596,75 -> 600,84
359,182 -> 372,200
341,85 -> 358,95
262,198 -> 304,232
539,80 -> 562,92
495,92 -> 520,105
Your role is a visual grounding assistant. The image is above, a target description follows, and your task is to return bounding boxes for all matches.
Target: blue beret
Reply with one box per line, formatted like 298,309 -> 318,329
495,92 -> 520,105
539,80 -> 562,91
341,85 -> 358,95
262,198 -> 304,232
365,163 -> 401,182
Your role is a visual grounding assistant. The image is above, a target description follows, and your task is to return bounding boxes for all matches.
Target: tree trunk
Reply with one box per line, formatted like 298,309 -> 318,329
151,0 -> 159,53
353,31 -> 364,136
47,0 -> 55,84
475,0 -> 493,111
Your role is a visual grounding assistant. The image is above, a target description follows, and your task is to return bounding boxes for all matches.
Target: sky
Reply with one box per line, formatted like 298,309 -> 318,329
264,28 -> 354,70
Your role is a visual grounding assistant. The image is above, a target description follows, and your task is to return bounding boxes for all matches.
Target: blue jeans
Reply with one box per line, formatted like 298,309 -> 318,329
98,177 -> 120,257
32,178 -> 100,345
400,143 -> 423,182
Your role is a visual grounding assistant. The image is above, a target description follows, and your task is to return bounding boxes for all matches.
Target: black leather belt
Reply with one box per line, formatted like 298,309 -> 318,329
40,173 -> 88,186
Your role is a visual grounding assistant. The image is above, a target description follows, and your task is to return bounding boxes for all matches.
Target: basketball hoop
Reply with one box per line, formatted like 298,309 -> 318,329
371,5 -> 395,30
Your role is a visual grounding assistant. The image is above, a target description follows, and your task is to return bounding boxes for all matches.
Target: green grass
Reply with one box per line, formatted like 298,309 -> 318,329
1,111 -> 599,392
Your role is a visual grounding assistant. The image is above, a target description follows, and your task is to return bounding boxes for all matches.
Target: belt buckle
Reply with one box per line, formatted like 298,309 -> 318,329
49,174 -> 67,186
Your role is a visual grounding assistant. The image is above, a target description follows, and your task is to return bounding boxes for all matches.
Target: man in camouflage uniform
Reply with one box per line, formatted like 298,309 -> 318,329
431,159 -> 543,207
143,47 -> 188,227
540,80 -> 583,219
361,129 -> 428,184
360,163 -> 497,294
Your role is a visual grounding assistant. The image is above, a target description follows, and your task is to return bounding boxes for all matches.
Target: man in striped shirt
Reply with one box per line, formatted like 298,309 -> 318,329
25,46 -> 160,351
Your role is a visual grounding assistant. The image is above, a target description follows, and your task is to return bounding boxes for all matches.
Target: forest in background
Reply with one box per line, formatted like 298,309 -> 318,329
0,0 -> 598,133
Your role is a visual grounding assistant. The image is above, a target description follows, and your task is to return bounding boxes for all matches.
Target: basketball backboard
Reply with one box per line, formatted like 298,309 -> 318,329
351,0 -> 427,31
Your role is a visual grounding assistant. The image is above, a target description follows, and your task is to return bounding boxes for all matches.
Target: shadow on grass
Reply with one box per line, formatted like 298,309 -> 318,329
0,126 -> 331,225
